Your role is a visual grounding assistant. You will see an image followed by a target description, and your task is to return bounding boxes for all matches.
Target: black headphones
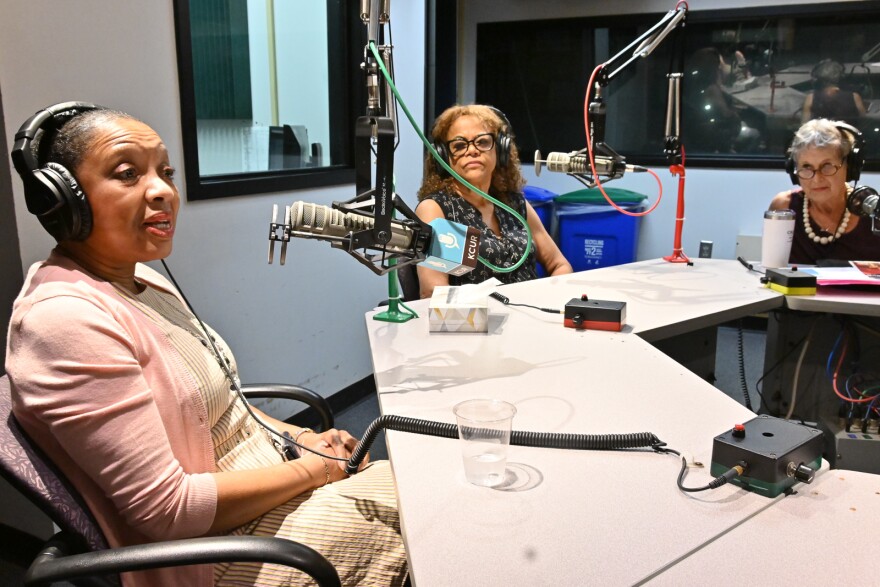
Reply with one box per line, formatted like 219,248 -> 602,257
11,102 -> 102,241
786,121 -> 865,185
432,105 -> 514,176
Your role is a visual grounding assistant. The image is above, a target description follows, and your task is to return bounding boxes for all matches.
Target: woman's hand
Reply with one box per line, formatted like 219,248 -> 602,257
299,428 -> 370,481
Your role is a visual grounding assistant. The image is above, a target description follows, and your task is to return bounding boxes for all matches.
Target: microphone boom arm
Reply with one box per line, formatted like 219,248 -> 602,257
601,6 -> 688,83
267,2 -> 434,277
535,2 -> 687,188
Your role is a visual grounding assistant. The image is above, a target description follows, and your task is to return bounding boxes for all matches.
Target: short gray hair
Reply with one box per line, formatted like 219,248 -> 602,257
788,118 -> 853,164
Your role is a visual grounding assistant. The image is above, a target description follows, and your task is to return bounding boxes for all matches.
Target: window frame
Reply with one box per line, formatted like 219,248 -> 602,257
469,1 -> 880,173
172,0 -> 363,201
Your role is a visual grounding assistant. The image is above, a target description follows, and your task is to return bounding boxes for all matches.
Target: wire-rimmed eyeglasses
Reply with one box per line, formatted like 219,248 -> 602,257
795,162 -> 843,180
447,133 -> 495,157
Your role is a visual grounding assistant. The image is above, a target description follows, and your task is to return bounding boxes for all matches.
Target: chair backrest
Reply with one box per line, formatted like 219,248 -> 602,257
0,374 -> 109,552
397,262 -> 421,302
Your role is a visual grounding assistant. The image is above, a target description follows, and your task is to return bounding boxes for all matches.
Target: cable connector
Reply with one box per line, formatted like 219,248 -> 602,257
490,291 -> 562,315
707,461 -> 748,489
490,291 -> 509,304
280,431 -> 300,461
678,459 -> 748,493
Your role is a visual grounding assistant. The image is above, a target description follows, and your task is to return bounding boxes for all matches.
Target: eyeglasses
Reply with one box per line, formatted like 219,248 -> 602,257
447,133 -> 495,157
795,162 -> 843,180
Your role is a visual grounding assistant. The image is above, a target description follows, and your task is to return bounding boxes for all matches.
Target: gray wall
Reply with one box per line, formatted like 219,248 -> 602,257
4,0 -> 875,411
0,83 -> 42,540
0,0 -> 876,543
459,0 -> 880,261
0,87 -> 23,376
0,2 -> 427,414
0,1 -> 425,537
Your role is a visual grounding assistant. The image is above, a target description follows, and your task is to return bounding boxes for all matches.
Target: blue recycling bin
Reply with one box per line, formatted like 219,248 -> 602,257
523,185 -> 558,277
555,188 -> 647,272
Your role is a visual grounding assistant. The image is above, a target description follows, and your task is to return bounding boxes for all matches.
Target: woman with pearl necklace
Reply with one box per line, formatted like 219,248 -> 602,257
770,119 -> 880,265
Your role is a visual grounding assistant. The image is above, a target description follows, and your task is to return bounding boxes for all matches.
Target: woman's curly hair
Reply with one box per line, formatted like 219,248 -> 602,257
417,104 -> 525,205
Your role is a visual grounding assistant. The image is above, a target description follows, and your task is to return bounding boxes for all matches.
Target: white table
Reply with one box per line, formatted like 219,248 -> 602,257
645,469 -> 880,586
783,284 -> 880,316
363,259 -> 879,585
491,258 -> 783,342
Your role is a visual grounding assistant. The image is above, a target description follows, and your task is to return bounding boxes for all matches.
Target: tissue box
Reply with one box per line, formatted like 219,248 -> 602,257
428,286 -> 488,333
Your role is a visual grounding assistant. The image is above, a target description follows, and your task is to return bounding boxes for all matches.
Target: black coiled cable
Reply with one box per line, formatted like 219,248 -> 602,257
737,320 -> 753,411
346,414 -> 667,474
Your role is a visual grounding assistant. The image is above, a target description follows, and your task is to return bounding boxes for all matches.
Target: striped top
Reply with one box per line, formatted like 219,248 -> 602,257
119,283 -> 408,586
116,284 -> 283,471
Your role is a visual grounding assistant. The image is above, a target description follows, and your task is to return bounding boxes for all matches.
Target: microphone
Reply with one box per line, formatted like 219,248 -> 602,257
289,201 -> 414,252
280,201 -> 481,275
847,186 -> 880,235
847,186 -> 879,219
534,150 -> 647,178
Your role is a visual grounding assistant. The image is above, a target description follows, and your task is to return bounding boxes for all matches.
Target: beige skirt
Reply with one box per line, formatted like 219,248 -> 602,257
215,461 -> 408,586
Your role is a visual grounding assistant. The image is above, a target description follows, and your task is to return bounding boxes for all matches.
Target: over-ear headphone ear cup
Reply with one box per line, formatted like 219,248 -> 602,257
495,131 -> 511,168
43,162 -> 92,241
832,122 -> 865,182
845,132 -> 865,183
485,106 -> 514,169
433,140 -> 450,177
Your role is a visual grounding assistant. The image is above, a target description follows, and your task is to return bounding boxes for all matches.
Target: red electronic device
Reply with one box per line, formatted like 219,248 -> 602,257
563,295 -> 626,332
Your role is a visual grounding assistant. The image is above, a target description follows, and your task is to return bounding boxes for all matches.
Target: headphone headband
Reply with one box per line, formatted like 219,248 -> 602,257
11,101 -> 103,240
12,102 -> 101,174
431,105 -> 515,176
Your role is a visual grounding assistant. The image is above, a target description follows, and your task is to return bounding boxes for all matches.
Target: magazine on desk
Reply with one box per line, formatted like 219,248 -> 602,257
800,261 -> 880,287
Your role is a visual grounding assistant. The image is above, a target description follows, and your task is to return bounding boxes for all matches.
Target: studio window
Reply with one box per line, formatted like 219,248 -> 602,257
173,0 -> 361,200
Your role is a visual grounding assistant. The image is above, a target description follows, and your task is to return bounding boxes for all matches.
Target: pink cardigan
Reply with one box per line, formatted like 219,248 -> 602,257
6,251 -> 218,587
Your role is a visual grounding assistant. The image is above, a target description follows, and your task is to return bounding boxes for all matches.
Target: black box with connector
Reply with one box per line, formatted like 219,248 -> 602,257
563,296 -> 626,332
710,415 -> 824,497
763,267 -> 817,295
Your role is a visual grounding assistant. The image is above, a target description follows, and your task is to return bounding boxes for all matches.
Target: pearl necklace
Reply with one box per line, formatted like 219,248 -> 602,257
803,198 -> 850,245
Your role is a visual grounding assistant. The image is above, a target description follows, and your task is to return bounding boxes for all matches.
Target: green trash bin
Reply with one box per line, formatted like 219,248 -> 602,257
555,188 -> 648,271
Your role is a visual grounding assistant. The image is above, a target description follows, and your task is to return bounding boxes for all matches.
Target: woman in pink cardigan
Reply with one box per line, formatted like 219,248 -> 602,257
6,104 -> 407,586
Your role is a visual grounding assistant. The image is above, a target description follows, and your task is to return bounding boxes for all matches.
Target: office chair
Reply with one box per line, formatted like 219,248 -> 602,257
376,263 -> 422,308
397,263 -> 421,302
0,374 -> 341,587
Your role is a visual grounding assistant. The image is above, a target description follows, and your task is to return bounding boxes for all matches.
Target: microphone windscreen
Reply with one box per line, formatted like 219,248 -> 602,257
546,152 -> 573,173
291,201 -> 328,230
847,186 -> 879,217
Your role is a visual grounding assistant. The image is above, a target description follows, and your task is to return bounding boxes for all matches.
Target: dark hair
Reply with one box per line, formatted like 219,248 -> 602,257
811,59 -> 844,89
417,104 -> 524,204
36,108 -> 136,174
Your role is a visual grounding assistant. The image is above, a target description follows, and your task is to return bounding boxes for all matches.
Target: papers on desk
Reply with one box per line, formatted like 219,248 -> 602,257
800,261 -> 880,287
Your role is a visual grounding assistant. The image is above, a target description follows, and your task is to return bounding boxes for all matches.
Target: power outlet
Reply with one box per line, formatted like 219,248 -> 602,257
698,240 -> 713,258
